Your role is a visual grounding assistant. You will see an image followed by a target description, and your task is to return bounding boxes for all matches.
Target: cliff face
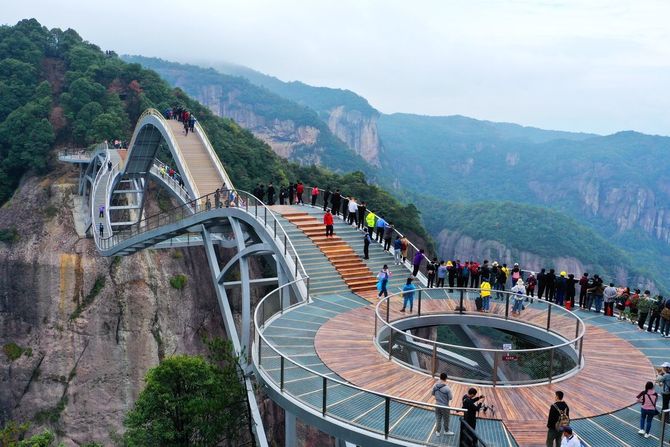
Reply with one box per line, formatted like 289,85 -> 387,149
436,229 -> 657,291
0,171 -> 228,445
193,84 -> 321,160
326,106 -> 381,166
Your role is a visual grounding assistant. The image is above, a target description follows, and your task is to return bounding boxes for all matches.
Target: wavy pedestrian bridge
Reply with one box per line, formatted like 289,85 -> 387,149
60,109 -> 670,447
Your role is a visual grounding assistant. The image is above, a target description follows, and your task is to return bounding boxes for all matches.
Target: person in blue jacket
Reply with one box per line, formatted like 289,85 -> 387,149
401,277 -> 417,312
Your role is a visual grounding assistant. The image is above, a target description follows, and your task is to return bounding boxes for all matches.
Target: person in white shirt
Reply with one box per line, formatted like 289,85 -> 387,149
347,197 -> 358,226
560,426 -> 580,447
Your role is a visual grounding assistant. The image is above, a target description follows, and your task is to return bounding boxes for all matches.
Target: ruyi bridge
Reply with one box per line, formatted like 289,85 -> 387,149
60,109 -> 668,447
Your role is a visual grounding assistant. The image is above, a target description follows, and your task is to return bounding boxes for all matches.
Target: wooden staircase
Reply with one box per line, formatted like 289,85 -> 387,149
283,212 -> 378,294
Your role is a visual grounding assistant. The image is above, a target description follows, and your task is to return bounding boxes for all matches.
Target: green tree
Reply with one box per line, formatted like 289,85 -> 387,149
0,420 -> 55,447
123,354 -> 247,447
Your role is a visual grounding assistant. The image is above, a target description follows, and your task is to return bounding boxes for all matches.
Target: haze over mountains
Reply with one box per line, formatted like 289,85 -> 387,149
124,55 -> 670,292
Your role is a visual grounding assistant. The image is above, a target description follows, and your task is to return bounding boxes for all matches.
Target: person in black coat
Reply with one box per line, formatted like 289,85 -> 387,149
545,269 -> 557,302
342,196 -> 349,221
330,189 -> 341,216
279,186 -> 287,205
537,268 -> 546,300
462,388 -> 485,430
357,201 -> 366,230
323,187 -> 331,211
288,183 -> 295,205
266,182 -> 276,205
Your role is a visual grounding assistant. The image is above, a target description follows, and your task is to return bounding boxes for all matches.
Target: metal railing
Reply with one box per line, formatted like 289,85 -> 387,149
375,287 -> 585,386
194,121 -> 235,191
150,159 -> 192,204
253,278 -> 502,446
96,188 -> 308,290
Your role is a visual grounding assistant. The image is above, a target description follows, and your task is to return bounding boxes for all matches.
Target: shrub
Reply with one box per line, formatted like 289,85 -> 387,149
70,275 -> 106,320
3,342 -> 26,361
169,274 -> 187,290
0,226 -> 18,243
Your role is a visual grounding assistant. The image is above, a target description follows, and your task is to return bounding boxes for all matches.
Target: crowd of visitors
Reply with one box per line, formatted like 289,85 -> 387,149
165,106 -> 196,135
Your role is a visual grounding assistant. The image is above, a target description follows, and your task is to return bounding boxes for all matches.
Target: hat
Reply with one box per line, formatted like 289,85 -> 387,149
560,271 -> 566,277
560,426 -> 573,434
662,362 -> 670,368
517,279 -> 524,286
514,263 -> 519,266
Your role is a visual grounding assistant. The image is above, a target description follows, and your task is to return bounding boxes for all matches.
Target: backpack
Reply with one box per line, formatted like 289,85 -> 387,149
553,403 -> 570,430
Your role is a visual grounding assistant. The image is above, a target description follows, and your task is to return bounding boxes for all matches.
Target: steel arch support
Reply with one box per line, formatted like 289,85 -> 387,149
216,242 -> 274,285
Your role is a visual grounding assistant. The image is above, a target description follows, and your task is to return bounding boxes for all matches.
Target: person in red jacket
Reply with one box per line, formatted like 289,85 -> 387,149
311,185 -> 319,206
324,208 -> 334,238
296,181 -> 304,205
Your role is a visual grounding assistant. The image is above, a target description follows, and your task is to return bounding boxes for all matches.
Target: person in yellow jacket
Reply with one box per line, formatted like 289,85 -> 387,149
480,279 -> 492,312
365,211 -> 376,238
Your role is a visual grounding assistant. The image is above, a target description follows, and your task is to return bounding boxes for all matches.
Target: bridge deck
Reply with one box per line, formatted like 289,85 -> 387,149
166,119 -> 223,197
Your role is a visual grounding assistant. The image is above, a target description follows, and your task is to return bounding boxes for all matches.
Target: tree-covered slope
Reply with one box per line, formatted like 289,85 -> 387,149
0,19 -> 430,246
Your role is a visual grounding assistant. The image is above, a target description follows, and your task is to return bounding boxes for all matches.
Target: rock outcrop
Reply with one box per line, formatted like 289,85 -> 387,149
326,106 -> 381,166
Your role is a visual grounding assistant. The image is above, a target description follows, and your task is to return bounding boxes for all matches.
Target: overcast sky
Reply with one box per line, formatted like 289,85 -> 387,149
6,0 -> 670,135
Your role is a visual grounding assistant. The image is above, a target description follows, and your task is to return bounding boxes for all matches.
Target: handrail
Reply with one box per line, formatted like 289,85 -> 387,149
194,121 -> 235,191
151,159 -> 192,203
253,279 -> 474,426
90,143 -> 110,245
374,286 -> 586,386
96,188 -> 308,288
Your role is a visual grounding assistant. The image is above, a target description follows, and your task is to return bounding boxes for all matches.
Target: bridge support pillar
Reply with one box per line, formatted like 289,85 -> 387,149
285,410 -> 296,447
230,218 -> 251,363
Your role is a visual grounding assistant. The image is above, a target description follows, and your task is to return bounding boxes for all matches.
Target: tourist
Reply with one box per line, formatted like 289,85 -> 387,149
288,183 -> 295,205
375,215 -> 386,243
578,273 -> 589,308
589,277 -> 605,314
526,272 -> 537,300
566,274 -> 577,307
660,300 -> 670,337
545,269 -> 557,302
456,260 -> 465,288
205,197 -> 211,210
461,261 -> 470,288
637,381 -> 658,438
98,205 -> 105,218
330,189 -> 341,215
257,184 -> 265,203
657,362 -> 670,416
214,189 -> 221,208
365,210 -> 376,237
98,222 -> 104,238
537,268 -> 547,300
357,201 -> 366,230
511,279 -> 526,315
324,208 -> 334,238
188,114 -> 195,132
447,261 -> 456,291
496,264 -> 507,299
310,185 -> 319,207
637,291 -> 653,330
322,187 -> 331,211
480,278 -> 491,312
393,236 -> 402,265
279,185 -> 287,205
296,181 -> 304,205
383,221 -> 394,251
462,388 -> 484,430
363,228 -> 371,260
401,277 -> 416,312
437,261 -> 447,288
432,372 -> 454,437
559,427 -> 580,447
347,197 -> 358,225
648,294 -> 664,332
412,249 -> 424,277
511,263 -> 522,285
266,182 -> 276,206
400,236 -> 409,263
469,261 -> 480,288
377,265 -> 392,299
555,272 -> 567,306
426,258 -> 437,288
546,391 -> 570,447
629,289 -> 641,324
341,196 -> 349,221
603,282 -> 618,317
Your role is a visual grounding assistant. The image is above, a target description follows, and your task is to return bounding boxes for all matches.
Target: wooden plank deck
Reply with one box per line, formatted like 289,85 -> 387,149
314,300 -> 655,446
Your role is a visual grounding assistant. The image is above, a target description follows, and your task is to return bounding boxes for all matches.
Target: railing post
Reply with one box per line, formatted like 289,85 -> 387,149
505,294 -> 510,319
575,319 -> 580,348
274,220 -> 277,238
661,411 -> 667,446
431,343 -> 437,377
284,234 -> 287,255
294,255 -> 298,276
257,336 -> 262,366
264,206 -> 267,225
384,396 -> 391,439
548,348 -> 555,383
280,356 -> 285,391
386,298 -> 390,322
388,330 -> 394,360
255,202 -> 258,218
492,351 -> 498,387
579,337 -> 584,363
321,377 -> 327,416
546,305 -> 552,331
459,290 -> 464,314
418,289 -> 422,316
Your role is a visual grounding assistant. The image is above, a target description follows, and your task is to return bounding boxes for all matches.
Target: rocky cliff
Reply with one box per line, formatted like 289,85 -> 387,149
436,229 -> 657,291
326,106 -> 381,166
0,168 -> 331,446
